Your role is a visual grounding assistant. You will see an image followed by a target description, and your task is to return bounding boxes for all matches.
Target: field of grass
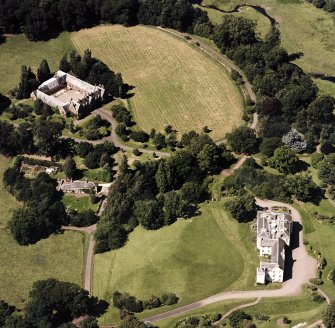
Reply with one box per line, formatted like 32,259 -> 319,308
197,5 -> 272,38
0,156 -> 88,308
314,79 -> 335,97
236,293 -> 325,328
93,201 -> 258,324
0,33 -> 73,94
62,195 -> 99,213
202,0 -> 335,79
156,299 -> 255,327
294,200 -> 335,298
156,292 -> 324,328
71,25 -> 244,141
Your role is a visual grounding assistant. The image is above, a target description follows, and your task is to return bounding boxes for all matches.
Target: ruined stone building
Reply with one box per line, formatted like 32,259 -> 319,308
31,70 -> 105,117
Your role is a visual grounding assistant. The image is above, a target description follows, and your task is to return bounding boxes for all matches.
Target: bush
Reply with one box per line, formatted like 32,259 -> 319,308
112,291 -> 143,313
161,293 -> 179,306
111,105 -> 132,126
311,292 -> 326,303
309,278 -> 323,285
143,295 -> 161,310
133,148 -> 141,156
255,313 -> 269,321
129,131 -> 149,143
311,152 -> 324,168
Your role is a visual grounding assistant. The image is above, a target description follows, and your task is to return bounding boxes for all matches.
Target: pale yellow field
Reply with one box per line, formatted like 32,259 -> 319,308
71,25 -> 244,141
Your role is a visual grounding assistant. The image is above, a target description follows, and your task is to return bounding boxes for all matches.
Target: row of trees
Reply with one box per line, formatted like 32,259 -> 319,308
2,0 -> 211,41
0,279 -> 107,327
113,291 -> 178,313
95,131 -> 235,253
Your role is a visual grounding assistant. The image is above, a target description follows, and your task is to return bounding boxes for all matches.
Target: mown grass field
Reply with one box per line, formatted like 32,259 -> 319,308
0,33 -> 73,94
294,200 -> 335,298
71,25 -> 244,141
93,201 -> 258,324
0,156 -> 88,308
202,0 -> 335,82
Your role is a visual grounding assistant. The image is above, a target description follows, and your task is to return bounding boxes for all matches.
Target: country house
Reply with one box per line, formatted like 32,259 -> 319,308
256,208 -> 293,284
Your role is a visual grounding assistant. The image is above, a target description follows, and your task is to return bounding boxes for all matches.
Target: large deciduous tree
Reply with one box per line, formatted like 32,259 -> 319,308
227,126 -> 258,154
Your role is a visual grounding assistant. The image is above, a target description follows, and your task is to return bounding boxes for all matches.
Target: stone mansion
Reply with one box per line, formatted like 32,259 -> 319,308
31,70 -> 105,117
256,208 -> 293,284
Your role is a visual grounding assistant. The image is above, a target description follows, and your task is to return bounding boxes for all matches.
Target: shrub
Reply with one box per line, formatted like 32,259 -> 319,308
311,152 -> 324,168
309,278 -> 323,285
255,313 -> 269,321
129,131 -> 149,143
133,148 -> 141,156
143,295 -> 161,310
311,292 -> 326,303
161,293 -> 179,306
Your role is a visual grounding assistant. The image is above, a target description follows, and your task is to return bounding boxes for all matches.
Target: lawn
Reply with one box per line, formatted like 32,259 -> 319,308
156,299 -> 255,327
0,156 -> 88,308
0,33 -> 73,94
71,25 -> 244,141
202,0 -> 335,77
235,293 -> 325,328
92,201 -> 258,324
294,200 -> 335,298
156,293 -> 325,328
62,194 -> 99,213
314,79 -> 335,97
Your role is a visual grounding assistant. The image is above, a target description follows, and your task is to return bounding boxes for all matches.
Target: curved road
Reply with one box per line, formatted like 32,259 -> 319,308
67,107 -> 170,158
142,197 -> 318,323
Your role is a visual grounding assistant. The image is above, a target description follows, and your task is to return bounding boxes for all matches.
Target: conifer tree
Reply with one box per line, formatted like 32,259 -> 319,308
37,59 -> 51,83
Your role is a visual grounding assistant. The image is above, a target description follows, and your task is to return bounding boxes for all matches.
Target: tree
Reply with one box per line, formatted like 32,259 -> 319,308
37,59 -> 52,83
225,192 -> 256,222
59,54 -> 71,73
63,156 -> 77,179
0,93 -> 11,114
119,154 -> 130,175
152,133 -> 166,150
228,310 -> 252,328
323,300 -> 335,328
120,315 -> 146,328
161,293 -> 178,306
318,158 -> 335,185
282,129 -> 307,153
269,146 -> 299,174
70,210 -> 98,227
213,16 -> 257,52
197,144 -> 222,173
16,66 -> 39,99
3,316 -> 33,328
285,174 -> 319,202
143,296 -> 161,310
259,137 -> 282,157
134,199 -> 164,230
227,126 -> 258,154
25,279 -> 108,327
94,221 -> 127,253
0,300 -> 15,326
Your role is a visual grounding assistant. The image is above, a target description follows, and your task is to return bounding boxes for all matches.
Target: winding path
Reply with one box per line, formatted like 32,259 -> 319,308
65,107 -> 170,158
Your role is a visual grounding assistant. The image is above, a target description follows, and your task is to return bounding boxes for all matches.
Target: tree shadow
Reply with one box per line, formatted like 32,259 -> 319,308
88,298 -> 110,317
283,221 -> 301,282
295,159 -> 309,173
183,204 -> 202,219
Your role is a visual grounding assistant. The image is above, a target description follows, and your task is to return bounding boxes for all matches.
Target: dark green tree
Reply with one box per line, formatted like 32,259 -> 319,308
227,126 -> 258,154
0,300 -> 15,326
37,59 -> 52,83
0,93 -> 11,114
269,146 -> 299,174
63,156 -> 77,179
